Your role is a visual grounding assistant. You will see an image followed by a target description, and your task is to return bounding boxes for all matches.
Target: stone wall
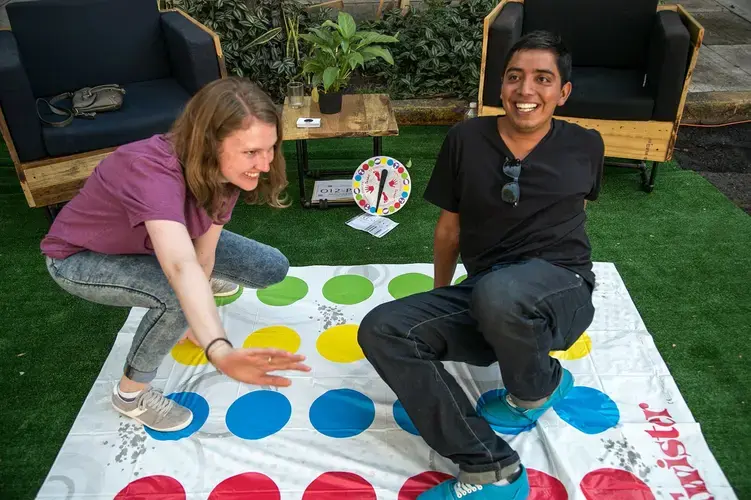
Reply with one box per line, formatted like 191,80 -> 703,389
302,0 -> 426,20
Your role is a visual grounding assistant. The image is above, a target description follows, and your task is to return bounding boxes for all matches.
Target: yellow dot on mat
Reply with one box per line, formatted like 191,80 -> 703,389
171,341 -> 208,366
354,181 -> 360,188
550,332 -> 592,360
243,325 -> 301,353
317,324 -> 364,363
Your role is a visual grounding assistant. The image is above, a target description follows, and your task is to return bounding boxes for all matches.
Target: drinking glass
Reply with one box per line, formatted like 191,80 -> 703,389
287,82 -> 304,108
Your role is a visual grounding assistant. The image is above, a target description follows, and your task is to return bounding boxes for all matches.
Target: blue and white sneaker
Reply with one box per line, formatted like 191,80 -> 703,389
417,467 -> 530,500
478,369 -> 574,434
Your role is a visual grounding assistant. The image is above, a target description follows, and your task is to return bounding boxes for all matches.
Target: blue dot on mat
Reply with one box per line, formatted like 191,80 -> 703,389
370,207 -> 376,213
393,400 -> 419,436
144,392 -> 209,441
310,389 -> 375,438
553,386 -> 620,434
355,175 -> 362,181
387,159 -> 394,165
402,191 -> 408,198
226,390 -> 291,440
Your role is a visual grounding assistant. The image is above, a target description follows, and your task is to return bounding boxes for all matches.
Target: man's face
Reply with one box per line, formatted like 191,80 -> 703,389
501,48 -> 572,133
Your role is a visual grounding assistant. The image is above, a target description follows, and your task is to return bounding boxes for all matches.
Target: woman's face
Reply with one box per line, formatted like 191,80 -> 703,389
218,118 -> 278,191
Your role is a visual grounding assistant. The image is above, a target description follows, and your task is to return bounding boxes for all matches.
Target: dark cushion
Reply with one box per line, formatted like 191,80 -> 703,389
522,0 -> 658,68
41,78 -> 189,158
7,0 -> 171,98
555,67 -> 654,120
482,2 -> 523,108
161,11 -> 222,94
647,11 -> 691,121
0,31 -> 46,162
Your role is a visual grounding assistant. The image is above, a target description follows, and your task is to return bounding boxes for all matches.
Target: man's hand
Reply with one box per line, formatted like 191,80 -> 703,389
209,343 -> 311,387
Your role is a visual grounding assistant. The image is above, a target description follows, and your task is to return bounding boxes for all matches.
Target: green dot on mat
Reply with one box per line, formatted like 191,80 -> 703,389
368,160 -> 374,166
322,274 -> 374,305
388,273 -> 433,300
257,276 -> 309,306
215,286 -> 244,307
454,274 -> 467,285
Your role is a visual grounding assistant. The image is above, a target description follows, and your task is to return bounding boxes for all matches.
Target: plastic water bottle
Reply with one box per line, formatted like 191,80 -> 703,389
465,102 -> 477,120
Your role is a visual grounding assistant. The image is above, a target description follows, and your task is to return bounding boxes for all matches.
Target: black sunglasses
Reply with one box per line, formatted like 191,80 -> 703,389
502,158 -> 522,206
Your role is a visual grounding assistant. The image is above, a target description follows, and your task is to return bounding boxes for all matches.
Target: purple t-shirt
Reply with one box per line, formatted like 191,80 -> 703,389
41,134 -> 240,259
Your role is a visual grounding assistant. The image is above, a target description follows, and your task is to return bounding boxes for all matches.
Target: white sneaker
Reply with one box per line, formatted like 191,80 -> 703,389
112,387 -> 193,432
210,277 -> 240,297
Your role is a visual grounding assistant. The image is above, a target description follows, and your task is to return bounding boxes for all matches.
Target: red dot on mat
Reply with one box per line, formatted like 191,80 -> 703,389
359,200 -> 366,206
580,468 -> 655,500
528,469 -> 568,500
398,167 -> 404,173
398,471 -> 454,500
363,164 -> 369,170
209,472 -> 280,500
302,472 -> 376,499
395,202 -> 401,208
115,475 -> 185,500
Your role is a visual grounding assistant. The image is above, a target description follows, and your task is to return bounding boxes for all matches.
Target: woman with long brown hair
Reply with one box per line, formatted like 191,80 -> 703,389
40,77 -> 310,432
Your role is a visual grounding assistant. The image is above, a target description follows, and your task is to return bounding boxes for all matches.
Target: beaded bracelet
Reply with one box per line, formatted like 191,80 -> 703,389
205,337 -> 233,364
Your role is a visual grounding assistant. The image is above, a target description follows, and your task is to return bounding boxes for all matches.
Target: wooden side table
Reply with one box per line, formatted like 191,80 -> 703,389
282,93 -> 399,208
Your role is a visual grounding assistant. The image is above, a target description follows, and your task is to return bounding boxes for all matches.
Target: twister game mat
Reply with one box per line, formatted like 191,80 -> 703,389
36,263 -> 735,499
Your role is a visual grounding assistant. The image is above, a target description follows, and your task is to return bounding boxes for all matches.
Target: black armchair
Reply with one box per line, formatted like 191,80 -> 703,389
478,0 -> 704,192
0,0 -> 225,211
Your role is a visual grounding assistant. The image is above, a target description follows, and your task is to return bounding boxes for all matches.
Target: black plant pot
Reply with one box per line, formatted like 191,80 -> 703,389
319,91 -> 343,114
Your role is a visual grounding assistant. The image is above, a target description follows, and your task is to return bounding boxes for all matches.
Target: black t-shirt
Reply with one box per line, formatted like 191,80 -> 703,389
424,116 -> 604,287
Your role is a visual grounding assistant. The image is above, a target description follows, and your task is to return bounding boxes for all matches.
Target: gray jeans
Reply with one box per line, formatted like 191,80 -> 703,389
45,230 -> 289,383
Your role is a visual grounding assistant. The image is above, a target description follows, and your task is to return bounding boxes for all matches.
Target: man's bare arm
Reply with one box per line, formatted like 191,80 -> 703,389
433,209 -> 461,288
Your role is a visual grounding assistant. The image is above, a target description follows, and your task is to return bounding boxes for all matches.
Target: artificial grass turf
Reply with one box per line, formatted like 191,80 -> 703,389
0,127 -> 749,499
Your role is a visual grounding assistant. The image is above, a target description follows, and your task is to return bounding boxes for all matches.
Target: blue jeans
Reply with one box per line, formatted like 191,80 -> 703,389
357,258 -> 594,482
45,230 -> 289,383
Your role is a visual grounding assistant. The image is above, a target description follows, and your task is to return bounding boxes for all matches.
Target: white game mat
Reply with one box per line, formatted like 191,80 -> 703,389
36,263 -> 736,499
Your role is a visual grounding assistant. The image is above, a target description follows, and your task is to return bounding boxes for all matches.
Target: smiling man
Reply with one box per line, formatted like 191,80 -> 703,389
358,31 -> 604,499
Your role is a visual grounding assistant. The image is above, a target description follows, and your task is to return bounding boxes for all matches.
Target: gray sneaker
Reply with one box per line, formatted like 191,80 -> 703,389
210,277 -> 240,297
112,387 -> 193,432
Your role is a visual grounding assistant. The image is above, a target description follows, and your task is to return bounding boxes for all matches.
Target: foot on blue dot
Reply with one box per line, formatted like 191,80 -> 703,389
417,467 -> 529,500
478,369 -> 574,433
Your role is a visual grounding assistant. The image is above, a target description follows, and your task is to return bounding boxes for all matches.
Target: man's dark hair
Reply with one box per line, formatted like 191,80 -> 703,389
502,30 -> 572,85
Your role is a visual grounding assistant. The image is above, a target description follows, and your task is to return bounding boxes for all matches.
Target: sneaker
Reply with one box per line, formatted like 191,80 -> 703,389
418,467 -> 530,500
477,369 -> 574,434
210,277 -> 240,297
112,387 -> 193,432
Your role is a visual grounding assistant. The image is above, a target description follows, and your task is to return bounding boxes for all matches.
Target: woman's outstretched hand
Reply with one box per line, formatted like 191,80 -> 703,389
209,344 -> 311,387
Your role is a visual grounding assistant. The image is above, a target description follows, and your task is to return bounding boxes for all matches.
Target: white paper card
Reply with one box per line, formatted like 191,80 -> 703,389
346,213 -> 398,238
312,179 -> 353,202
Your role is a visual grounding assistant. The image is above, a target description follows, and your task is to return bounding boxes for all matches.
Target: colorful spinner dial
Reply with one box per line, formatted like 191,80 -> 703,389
352,156 -> 411,216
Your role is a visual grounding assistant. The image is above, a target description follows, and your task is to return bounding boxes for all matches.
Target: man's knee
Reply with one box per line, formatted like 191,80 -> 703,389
357,302 -> 394,356
470,271 -> 531,328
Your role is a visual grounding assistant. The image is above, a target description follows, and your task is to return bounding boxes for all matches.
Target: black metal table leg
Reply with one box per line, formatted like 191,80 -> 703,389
296,140 -> 310,208
645,161 -> 659,193
373,136 -> 382,156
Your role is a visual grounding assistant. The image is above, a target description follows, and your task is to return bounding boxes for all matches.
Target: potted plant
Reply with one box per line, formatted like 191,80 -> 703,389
300,11 -> 399,114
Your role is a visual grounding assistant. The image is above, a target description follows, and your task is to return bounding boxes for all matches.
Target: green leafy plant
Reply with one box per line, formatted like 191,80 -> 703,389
164,0 -> 329,102
300,11 -> 399,94
360,0 -> 496,99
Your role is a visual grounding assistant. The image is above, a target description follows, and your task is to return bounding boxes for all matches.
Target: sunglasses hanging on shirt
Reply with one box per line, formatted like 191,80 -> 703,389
502,158 -> 522,206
